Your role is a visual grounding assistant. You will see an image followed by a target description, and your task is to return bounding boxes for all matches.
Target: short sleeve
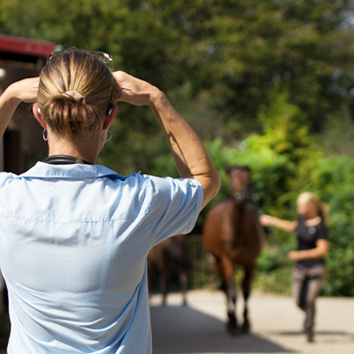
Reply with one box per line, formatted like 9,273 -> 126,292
0,172 -> 14,187
0,172 -> 17,210
143,175 -> 204,247
315,222 -> 328,241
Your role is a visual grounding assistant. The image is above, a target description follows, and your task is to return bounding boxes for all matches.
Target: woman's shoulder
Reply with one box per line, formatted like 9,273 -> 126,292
0,171 -> 18,186
312,218 -> 328,239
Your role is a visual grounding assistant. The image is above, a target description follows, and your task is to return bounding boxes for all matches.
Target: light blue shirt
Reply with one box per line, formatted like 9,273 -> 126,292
0,162 -> 203,353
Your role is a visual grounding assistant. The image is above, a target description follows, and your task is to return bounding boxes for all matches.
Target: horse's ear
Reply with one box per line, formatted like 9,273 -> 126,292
225,165 -> 233,175
243,165 -> 252,173
225,164 -> 244,175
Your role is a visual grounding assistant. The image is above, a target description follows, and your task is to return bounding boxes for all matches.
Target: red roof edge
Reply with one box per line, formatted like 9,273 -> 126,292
0,34 -> 56,58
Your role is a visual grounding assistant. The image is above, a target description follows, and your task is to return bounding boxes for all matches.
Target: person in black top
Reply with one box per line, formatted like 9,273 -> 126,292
260,192 -> 329,343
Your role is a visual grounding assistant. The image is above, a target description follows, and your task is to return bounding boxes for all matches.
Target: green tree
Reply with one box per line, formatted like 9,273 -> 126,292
1,0 -> 354,141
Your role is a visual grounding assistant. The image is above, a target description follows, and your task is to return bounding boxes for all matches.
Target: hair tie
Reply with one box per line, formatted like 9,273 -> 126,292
63,91 -> 86,104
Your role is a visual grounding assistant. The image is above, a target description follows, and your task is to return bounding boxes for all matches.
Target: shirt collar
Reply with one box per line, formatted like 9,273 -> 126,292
19,162 -> 138,181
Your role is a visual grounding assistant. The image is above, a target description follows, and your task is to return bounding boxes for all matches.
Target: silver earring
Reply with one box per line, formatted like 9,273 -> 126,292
42,129 -> 48,141
37,107 -> 41,114
101,129 -> 112,142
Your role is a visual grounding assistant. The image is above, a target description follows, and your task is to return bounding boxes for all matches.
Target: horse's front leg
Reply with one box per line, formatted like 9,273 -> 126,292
179,271 -> 188,306
221,256 -> 237,335
160,270 -> 168,305
241,264 -> 254,333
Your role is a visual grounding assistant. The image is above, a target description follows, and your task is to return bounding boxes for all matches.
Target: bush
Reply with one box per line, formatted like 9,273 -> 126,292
311,155 -> 354,296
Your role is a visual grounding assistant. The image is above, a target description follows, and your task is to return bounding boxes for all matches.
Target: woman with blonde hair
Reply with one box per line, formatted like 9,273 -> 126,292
0,49 -> 220,353
260,192 -> 329,343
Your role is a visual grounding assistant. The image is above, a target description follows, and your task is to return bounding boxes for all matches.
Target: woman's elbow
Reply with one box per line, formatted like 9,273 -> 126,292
318,241 -> 329,258
200,173 -> 221,208
322,245 -> 329,257
211,172 -> 221,198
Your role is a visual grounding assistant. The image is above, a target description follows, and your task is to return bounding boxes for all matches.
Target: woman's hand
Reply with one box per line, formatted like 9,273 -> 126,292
259,214 -> 273,227
6,77 -> 39,103
288,250 -> 302,261
113,71 -> 161,107
0,77 -> 39,139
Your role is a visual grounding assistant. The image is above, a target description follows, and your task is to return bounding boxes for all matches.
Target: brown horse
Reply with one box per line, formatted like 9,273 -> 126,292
148,234 -> 192,305
202,166 -> 265,334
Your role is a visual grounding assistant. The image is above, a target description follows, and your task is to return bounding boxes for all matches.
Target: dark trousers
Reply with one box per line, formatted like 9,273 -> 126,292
293,264 -> 326,331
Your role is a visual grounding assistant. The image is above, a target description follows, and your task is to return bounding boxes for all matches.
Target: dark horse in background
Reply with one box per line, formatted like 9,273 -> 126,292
148,234 -> 192,305
202,166 -> 265,334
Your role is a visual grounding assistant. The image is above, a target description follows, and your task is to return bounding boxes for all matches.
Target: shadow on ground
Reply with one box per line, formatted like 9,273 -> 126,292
151,305 -> 294,354
275,330 -> 354,337
270,329 -> 354,345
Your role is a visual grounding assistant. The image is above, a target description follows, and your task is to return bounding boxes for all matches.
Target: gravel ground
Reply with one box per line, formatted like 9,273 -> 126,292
0,290 -> 352,353
150,289 -> 354,354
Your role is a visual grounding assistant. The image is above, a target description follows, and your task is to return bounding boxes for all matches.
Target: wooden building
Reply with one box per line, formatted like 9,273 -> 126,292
0,34 -> 57,174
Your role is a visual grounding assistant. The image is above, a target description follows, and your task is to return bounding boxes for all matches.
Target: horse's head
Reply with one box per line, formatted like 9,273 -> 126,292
226,165 -> 253,204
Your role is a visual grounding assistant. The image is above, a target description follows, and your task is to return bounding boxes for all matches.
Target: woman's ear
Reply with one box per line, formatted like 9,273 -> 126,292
103,105 -> 118,130
32,103 -> 47,129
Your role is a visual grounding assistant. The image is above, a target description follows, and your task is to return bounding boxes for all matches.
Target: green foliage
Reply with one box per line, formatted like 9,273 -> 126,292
254,247 -> 293,295
310,155 -> 354,296
207,87 -> 319,217
318,109 -> 354,156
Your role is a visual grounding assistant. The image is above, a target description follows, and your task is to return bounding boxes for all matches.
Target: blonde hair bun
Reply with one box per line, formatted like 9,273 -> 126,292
37,49 -> 120,139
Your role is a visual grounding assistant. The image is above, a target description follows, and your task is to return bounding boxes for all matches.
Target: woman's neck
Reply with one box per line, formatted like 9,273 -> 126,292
305,216 -> 321,227
47,133 -> 100,165
48,148 -> 96,164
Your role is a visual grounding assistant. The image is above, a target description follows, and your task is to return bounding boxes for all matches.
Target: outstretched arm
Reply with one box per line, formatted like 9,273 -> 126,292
259,214 -> 298,233
0,78 -> 39,140
113,71 -> 220,209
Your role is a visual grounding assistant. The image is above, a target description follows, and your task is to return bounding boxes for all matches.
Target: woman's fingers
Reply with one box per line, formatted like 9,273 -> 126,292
9,77 -> 39,103
113,71 -> 158,106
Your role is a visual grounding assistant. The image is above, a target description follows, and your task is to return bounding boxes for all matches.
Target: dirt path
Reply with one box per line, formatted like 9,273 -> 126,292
150,290 -> 354,354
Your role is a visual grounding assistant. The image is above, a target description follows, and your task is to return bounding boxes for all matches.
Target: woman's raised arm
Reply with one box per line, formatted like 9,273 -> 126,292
114,71 -> 220,209
0,77 -> 39,140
